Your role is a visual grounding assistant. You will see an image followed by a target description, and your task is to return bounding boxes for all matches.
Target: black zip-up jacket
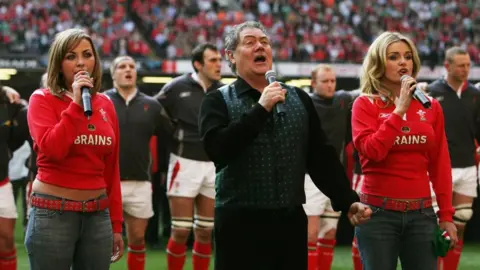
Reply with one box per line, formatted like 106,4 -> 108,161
310,90 -> 353,162
154,73 -> 224,161
427,79 -> 480,168
15,104 -> 36,177
345,89 -> 363,174
105,89 -> 172,181
0,93 -> 29,181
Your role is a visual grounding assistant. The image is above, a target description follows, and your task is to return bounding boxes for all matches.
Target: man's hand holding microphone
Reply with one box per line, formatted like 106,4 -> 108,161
258,81 -> 286,112
258,70 -> 287,116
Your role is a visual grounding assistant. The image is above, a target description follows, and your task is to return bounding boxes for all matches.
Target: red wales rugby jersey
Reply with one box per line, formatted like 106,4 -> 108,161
352,95 -> 454,222
27,88 -> 123,232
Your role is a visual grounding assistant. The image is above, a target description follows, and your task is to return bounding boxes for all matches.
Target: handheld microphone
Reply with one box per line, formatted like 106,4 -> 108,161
81,72 -> 93,118
400,75 -> 431,109
265,70 -> 286,116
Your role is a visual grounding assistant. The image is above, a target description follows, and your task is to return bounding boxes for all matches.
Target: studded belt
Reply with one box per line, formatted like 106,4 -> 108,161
30,195 -> 109,212
359,193 -> 432,212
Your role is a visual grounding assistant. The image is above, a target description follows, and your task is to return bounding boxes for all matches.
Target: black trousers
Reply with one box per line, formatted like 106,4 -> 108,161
145,172 -> 172,246
214,206 -> 307,270
11,177 -> 28,226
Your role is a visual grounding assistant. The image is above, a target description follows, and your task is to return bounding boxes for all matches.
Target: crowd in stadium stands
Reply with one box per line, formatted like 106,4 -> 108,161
0,0 -> 150,57
1,0 -> 480,65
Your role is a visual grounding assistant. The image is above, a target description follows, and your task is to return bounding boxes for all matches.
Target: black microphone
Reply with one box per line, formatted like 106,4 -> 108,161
400,75 -> 431,109
265,70 -> 286,116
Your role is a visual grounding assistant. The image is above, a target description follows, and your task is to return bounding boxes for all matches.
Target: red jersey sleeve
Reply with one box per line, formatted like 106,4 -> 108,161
103,98 -> 123,233
428,100 -> 454,222
352,96 -> 404,162
27,90 -> 85,161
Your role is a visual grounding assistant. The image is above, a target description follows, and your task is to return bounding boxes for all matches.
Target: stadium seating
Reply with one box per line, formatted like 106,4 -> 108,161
1,0 -> 479,64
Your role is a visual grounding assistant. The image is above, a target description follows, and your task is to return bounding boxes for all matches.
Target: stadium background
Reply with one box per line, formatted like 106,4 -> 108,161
2,0 -> 480,269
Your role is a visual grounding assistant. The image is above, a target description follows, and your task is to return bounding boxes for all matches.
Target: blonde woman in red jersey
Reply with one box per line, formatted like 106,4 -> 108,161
25,29 -> 124,269
351,31 -> 457,270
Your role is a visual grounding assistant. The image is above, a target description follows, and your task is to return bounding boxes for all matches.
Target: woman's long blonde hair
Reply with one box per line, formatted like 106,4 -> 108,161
359,32 -> 421,105
46,29 -> 102,96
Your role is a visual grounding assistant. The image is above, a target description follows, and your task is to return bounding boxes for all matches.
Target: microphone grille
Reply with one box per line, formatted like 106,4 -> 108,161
400,74 -> 410,81
265,70 -> 276,79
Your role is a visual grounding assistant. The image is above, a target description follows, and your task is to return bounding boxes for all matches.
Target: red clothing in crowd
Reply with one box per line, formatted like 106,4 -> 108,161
352,95 -> 454,222
27,88 -> 123,232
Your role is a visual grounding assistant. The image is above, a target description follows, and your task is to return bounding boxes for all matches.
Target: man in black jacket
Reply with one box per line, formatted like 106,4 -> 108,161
199,21 -> 371,270
105,56 -> 171,270
424,47 -> 480,270
154,43 -> 223,269
0,85 -> 28,269
303,64 -> 354,270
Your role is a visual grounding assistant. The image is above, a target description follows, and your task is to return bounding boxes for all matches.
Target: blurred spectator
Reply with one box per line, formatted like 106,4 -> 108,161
131,0 -> 480,64
0,0 -> 150,57
1,0 -> 480,64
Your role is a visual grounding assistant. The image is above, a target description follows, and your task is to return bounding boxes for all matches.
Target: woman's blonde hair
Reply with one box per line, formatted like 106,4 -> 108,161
46,29 -> 102,96
359,31 -> 421,104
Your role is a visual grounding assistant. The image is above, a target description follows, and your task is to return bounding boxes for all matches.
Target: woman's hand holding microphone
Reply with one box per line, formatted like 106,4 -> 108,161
393,76 -> 417,118
71,71 -> 94,107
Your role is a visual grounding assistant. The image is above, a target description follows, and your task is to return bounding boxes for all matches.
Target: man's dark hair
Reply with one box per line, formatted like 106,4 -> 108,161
191,43 -> 218,72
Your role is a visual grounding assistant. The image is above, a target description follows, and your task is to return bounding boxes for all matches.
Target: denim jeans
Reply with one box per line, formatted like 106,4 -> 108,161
355,205 -> 438,270
24,193 -> 113,270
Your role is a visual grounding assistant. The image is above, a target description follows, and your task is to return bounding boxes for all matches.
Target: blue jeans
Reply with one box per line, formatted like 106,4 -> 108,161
25,193 -> 113,270
355,205 -> 438,270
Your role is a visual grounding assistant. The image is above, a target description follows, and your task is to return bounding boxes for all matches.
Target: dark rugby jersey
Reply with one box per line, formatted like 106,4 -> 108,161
154,73 -> 223,161
0,93 -> 28,185
310,90 -> 353,160
427,79 -> 480,168
105,88 -> 171,181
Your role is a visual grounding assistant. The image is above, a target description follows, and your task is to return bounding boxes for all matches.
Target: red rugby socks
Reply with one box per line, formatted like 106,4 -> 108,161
167,238 -> 187,270
127,244 -> 146,270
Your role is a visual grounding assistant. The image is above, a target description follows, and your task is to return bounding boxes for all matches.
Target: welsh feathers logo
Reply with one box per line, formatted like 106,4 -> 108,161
99,108 -> 107,122
417,109 -> 426,121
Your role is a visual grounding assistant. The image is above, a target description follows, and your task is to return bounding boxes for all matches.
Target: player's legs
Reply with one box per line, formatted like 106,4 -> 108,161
167,154 -> 213,270
191,161 -> 216,270
192,194 -> 214,270
439,166 -> 477,270
441,192 -> 474,270
306,216 -> 320,270
351,173 -> 365,270
303,174 -> 327,270
317,204 -> 340,270
0,182 -> 17,270
122,181 -> 154,270
167,196 -> 194,270
452,192 -> 474,240
124,213 -> 149,270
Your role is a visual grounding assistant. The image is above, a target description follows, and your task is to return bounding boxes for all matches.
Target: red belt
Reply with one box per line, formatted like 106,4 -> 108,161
30,196 -> 109,212
359,193 -> 432,212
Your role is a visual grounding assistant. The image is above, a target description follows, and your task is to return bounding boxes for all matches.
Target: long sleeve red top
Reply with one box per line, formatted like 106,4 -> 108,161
27,89 -> 123,232
352,95 -> 454,222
